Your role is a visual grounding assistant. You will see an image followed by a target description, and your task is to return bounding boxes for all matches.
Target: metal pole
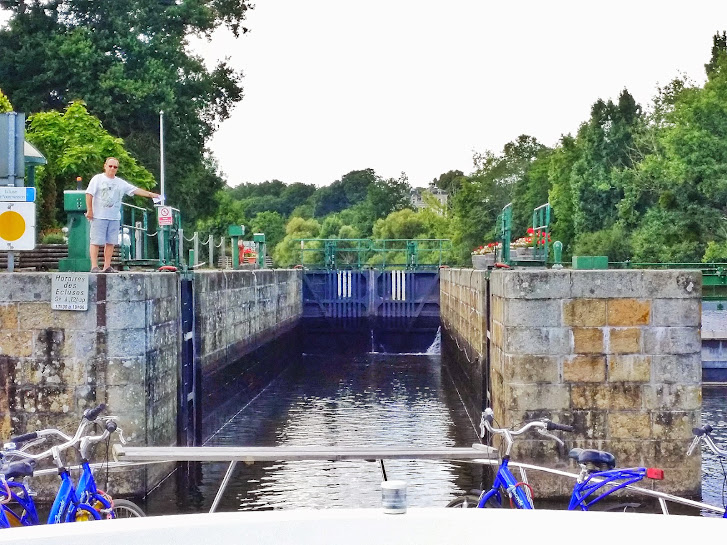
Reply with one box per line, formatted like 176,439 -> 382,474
159,110 -> 165,206
209,461 -> 237,513
209,235 -> 213,269
7,111 -> 16,187
194,233 -> 199,267
179,227 -> 184,267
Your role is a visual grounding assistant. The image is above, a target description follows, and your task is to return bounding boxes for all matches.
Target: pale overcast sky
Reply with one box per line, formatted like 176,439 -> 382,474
191,0 -> 726,188
2,2 -> 726,188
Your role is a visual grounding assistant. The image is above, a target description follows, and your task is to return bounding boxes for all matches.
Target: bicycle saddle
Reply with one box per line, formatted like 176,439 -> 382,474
569,448 -> 616,470
0,460 -> 35,479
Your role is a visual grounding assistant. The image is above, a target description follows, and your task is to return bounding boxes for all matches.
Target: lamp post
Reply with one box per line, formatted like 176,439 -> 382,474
159,110 -> 165,206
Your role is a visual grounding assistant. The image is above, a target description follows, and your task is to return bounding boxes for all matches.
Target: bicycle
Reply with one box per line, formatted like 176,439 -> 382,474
447,408 -> 664,510
0,404 -> 145,527
447,407 -> 574,509
687,423 -> 727,518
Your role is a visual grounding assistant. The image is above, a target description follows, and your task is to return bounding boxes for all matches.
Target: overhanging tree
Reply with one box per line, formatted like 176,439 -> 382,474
0,0 -> 252,225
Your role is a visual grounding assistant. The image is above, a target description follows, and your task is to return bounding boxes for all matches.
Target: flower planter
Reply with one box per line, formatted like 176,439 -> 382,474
471,253 -> 495,270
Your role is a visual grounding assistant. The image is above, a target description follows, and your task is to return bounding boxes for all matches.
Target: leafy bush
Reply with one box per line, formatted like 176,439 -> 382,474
41,231 -> 66,244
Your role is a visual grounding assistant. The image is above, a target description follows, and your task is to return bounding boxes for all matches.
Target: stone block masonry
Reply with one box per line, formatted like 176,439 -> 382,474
193,270 -> 303,375
0,272 -> 179,497
0,269 -> 303,499
442,268 -> 702,497
491,269 -> 701,496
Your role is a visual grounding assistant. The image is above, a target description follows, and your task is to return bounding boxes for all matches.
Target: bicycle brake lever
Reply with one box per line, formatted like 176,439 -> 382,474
537,428 -> 564,446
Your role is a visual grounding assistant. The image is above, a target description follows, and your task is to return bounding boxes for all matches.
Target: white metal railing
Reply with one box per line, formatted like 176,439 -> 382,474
109,444 -> 725,517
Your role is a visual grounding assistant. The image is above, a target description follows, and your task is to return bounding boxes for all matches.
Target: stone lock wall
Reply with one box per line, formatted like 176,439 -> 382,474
489,269 -> 701,496
439,269 -> 488,417
194,269 -> 302,375
0,272 -> 180,497
441,268 -> 702,497
0,269 -> 303,499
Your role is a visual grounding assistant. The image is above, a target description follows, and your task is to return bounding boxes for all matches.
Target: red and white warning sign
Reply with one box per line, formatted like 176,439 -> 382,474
157,206 -> 173,226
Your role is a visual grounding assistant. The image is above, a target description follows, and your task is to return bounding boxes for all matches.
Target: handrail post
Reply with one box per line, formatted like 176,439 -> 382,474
209,235 -> 214,269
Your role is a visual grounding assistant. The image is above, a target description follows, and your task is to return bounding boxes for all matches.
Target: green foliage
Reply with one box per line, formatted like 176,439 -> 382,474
250,211 -> 286,255
0,88 -> 12,113
0,0 -> 252,226
273,217 -> 321,267
706,31 -> 727,78
703,240 -> 727,263
630,207 -> 714,263
432,170 -> 465,196
547,135 -> 580,256
573,224 -> 631,262
372,209 -> 427,240
26,101 -> 154,230
194,190 -> 247,238
41,232 -> 67,244
448,136 -> 544,264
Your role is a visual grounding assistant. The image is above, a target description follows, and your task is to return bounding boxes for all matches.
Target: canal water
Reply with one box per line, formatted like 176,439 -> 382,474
144,326 -> 727,515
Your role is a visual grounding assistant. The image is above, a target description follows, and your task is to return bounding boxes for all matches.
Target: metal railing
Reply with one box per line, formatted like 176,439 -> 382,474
109,444 -> 725,517
295,238 -> 452,270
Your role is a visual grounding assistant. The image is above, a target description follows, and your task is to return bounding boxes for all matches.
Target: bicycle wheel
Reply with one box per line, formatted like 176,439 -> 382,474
112,499 -> 146,518
446,494 -> 480,508
601,502 -> 644,513
446,494 -> 501,508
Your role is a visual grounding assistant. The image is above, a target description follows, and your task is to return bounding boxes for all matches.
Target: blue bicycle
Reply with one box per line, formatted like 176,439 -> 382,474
0,404 -> 144,528
447,408 -> 664,510
687,423 -> 727,518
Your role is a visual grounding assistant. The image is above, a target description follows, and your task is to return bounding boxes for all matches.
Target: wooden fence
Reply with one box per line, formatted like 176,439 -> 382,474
0,244 -> 120,271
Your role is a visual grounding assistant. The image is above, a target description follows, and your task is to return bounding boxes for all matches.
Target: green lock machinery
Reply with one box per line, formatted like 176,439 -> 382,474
253,233 -> 266,269
58,190 -> 91,272
228,224 -> 245,268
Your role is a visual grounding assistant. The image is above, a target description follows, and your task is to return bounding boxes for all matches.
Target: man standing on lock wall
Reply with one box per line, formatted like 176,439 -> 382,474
85,157 -> 160,273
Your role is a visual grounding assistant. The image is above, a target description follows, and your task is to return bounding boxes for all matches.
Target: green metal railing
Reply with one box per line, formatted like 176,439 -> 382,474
494,202 -> 551,266
295,238 -> 452,270
532,203 -> 551,263
120,202 -> 183,269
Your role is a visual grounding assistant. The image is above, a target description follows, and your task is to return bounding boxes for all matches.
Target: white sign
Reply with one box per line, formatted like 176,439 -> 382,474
0,201 -> 35,250
0,187 -> 35,202
51,273 -> 89,311
158,206 -> 173,226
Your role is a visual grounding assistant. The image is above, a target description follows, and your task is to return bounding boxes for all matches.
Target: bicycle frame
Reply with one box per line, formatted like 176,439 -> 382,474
77,460 -> 113,517
0,480 -> 40,527
478,456 -> 533,509
47,469 -> 102,524
568,467 -> 649,511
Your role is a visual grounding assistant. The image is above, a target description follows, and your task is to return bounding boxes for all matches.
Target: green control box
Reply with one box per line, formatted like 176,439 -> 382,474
572,256 -> 609,270
228,225 -> 244,237
64,190 -> 87,211
59,190 -> 90,272
253,233 -> 265,243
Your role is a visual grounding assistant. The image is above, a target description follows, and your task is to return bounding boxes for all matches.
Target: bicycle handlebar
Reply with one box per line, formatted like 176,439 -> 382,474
688,424 -> 727,457
84,403 -> 106,422
480,408 -> 574,456
2,405 -> 115,467
547,422 -> 575,433
9,432 -> 38,445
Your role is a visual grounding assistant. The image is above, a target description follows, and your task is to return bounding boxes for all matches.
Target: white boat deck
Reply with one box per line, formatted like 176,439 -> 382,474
3,508 -> 722,545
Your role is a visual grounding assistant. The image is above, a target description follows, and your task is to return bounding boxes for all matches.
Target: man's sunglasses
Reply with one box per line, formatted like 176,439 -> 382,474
107,165 -> 119,169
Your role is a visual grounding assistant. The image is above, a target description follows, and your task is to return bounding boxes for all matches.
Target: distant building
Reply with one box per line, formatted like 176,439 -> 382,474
411,183 -> 448,213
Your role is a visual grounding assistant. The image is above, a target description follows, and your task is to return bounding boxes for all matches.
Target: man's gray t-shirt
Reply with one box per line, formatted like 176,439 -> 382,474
86,174 -> 138,220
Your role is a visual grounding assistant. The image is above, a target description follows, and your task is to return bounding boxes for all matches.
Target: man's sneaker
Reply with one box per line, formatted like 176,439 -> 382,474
102,267 -> 119,273
90,267 -> 102,273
